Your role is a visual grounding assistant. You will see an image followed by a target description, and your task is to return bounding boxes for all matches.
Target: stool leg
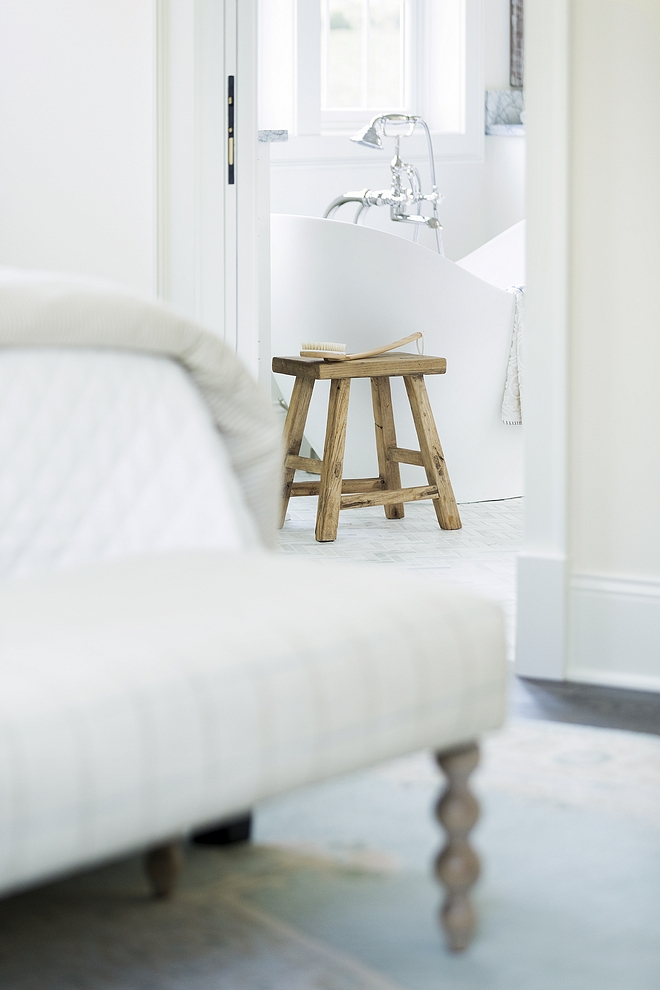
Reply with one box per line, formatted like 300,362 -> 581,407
403,374 -> 461,530
316,378 -> 351,542
280,376 -> 315,527
371,376 -> 404,519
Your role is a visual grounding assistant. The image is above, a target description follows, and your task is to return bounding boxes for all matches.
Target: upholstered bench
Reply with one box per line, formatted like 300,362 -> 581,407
0,549 -> 506,951
0,265 -> 507,953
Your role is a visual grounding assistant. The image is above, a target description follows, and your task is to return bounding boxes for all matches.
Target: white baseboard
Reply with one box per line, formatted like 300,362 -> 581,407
515,553 -> 567,680
567,574 -> 660,694
566,667 -> 660,694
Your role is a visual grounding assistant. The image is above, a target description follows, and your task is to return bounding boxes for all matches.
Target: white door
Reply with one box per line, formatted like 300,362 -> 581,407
0,0 -> 259,367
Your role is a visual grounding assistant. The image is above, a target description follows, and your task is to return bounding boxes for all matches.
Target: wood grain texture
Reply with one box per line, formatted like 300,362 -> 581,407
290,478 -> 384,497
275,356 -> 458,540
316,378 -> 351,541
404,374 -> 461,530
273,353 -> 447,381
144,842 -> 182,900
371,376 -> 404,519
388,446 -> 425,467
340,485 -> 438,510
284,454 -> 323,475
280,376 -> 315,527
434,743 -> 481,952
301,331 -> 423,362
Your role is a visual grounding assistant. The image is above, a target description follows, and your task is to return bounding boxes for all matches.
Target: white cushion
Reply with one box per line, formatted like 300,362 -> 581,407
0,267 -> 281,546
0,550 -> 506,896
0,349 -> 259,582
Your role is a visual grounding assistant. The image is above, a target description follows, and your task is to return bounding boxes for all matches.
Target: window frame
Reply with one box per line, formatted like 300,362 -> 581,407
320,0 -> 414,127
259,0 -> 484,164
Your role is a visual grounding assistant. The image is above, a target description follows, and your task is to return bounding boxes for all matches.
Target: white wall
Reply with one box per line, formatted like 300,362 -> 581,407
567,0 -> 660,690
569,0 -> 660,581
517,0 -> 660,692
484,0 -> 511,89
0,0 -> 263,372
0,1 -> 157,293
268,0 -> 525,260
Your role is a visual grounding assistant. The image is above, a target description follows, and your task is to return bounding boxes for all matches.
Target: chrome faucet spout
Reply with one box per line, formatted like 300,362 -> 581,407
335,114 -> 444,254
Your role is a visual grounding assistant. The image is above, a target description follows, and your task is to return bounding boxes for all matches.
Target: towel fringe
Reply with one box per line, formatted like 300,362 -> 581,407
501,285 -> 525,426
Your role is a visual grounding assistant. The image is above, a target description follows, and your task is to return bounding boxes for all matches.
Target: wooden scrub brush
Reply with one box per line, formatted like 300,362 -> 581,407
300,331 -> 423,362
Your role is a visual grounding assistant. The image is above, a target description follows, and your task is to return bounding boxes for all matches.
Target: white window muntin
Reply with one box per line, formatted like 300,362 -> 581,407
320,0 -> 413,120
260,0 -> 483,161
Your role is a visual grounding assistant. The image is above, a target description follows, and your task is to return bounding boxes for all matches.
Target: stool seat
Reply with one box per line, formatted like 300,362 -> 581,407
272,352 -> 447,380
274,352 -> 461,542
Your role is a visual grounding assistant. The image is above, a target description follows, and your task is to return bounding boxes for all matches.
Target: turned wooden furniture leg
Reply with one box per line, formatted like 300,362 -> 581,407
403,374 -> 461,530
434,743 -> 481,951
371,376 -> 404,519
280,375 -> 315,527
144,841 -> 182,899
316,377 -> 351,541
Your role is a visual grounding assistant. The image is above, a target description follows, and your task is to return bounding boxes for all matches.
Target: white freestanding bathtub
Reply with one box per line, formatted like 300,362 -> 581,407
456,219 -> 526,290
271,215 -> 524,503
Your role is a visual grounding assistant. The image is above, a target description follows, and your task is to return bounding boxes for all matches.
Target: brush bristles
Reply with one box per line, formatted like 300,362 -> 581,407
301,341 -> 346,353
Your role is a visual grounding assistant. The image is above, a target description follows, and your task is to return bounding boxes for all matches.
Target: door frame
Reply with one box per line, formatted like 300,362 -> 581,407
515,0 -> 570,681
156,0 -> 260,378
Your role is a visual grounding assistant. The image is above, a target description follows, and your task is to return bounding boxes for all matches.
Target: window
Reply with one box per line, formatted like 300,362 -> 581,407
259,0 -> 483,160
322,1 -> 409,118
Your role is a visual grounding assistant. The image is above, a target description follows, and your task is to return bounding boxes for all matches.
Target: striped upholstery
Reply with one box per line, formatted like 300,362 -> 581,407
0,551 -> 506,896
0,268 -> 506,903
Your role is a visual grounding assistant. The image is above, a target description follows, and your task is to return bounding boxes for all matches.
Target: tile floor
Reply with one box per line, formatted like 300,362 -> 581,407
278,492 -> 522,662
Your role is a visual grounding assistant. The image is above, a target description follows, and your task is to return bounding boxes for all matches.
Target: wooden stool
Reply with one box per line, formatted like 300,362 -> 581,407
273,352 -> 462,542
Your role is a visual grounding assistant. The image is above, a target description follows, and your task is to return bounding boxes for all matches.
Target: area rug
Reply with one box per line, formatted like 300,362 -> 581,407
0,718 -> 658,990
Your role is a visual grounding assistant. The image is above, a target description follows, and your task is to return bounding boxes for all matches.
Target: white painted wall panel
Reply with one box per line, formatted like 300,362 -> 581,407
565,0 -> 660,690
518,0 -> 660,691
569,0 -> 660,580
0,1 -> 156,292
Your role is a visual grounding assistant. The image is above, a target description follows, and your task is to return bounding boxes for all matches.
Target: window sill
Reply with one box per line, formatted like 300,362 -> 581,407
258,129 -> 289,143
269,130 -> 484,168
485,125 -> 526,137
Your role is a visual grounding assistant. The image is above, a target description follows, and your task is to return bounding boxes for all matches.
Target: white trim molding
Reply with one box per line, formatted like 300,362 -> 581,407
156,0 -> 230,336
235,0 -> 260,376
514,0 -> 570,681
516,553 -> 567,680
518,1 -> 660,692
156,0 -> 261,379
568,575 -> 660,693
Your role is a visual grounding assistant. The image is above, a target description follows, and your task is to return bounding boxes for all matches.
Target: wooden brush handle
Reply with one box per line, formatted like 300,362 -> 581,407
303,331 -> 423,362
344,331 -> 423,361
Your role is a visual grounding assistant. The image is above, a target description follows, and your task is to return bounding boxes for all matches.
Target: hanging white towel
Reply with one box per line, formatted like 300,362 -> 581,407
501,285 -> 525,425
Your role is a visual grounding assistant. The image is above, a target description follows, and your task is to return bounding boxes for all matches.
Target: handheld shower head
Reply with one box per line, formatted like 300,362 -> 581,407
350,121 -> 383,149
336,113 -> 444,254
350,114 -> 421,149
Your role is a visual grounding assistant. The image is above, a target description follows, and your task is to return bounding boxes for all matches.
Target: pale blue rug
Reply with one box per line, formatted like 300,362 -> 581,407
0,718 -> 658,990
